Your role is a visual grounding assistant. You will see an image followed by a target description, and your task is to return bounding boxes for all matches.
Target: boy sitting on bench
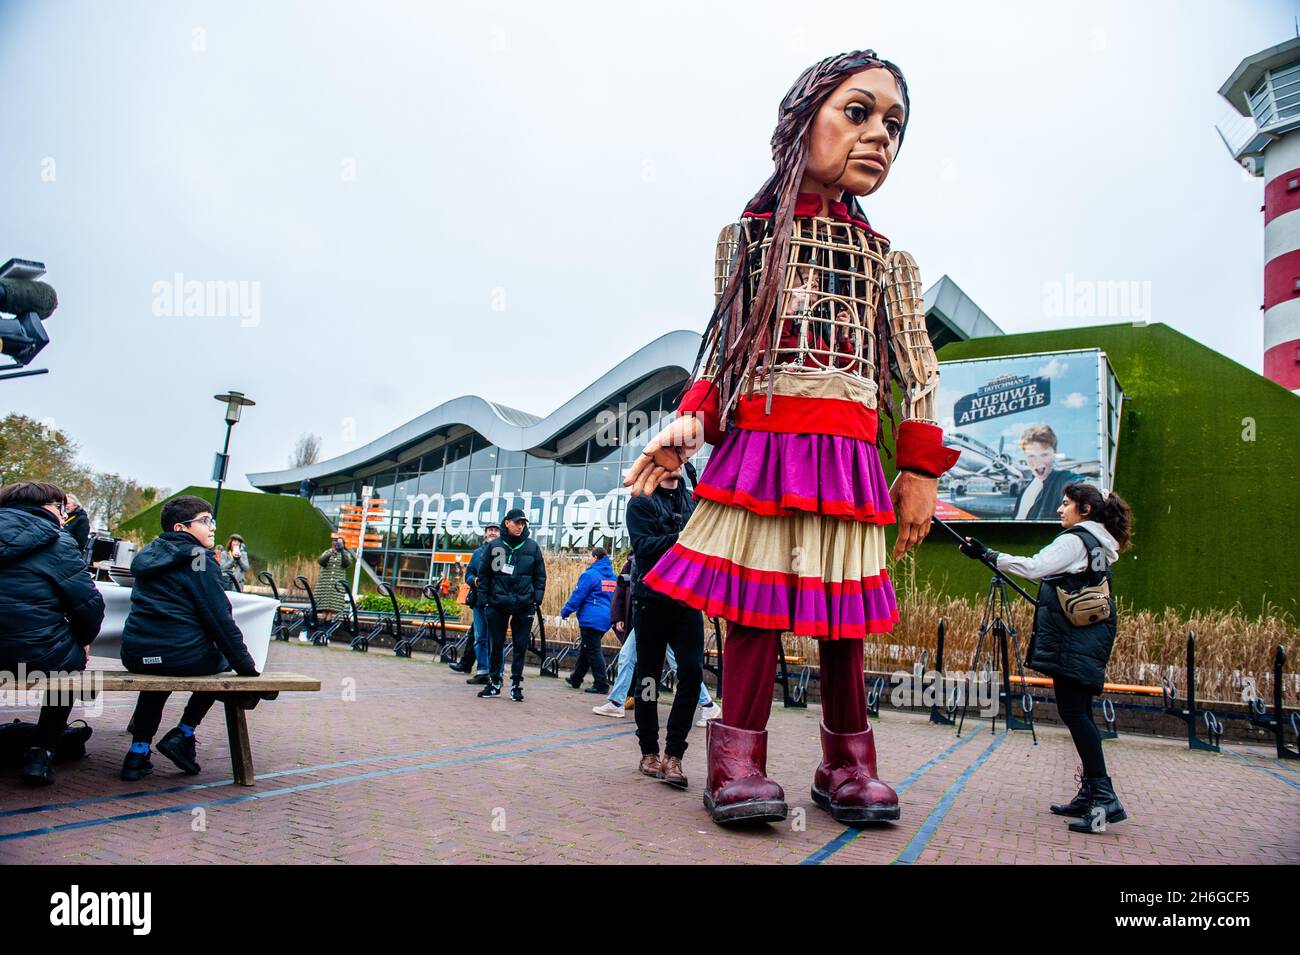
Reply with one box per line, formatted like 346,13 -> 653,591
120,495 -> 260,780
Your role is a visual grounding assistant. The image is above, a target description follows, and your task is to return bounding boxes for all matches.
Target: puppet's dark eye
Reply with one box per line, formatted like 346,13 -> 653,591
844,104 -> 867,124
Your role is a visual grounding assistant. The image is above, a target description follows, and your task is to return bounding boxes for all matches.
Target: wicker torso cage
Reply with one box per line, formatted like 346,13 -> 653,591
711,213 -> 931,419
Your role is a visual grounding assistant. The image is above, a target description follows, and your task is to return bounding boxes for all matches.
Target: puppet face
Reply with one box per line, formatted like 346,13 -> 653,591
803,67 -> 906,199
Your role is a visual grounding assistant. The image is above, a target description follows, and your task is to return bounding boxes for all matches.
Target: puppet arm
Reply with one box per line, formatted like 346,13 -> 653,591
883,250 -> 959,479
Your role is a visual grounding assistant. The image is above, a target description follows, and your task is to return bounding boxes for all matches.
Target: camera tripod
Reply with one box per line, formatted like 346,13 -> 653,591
928,517 -> 1038,741
956,573 -> 1037,742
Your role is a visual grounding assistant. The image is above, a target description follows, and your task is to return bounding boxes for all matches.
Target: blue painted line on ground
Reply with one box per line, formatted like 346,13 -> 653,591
1228,749 -> 1300,792
0,728 -> 638,842
800,726 -> 986,866
891,730 -> 1007,865
1242,750 -> 1299,772
0,721 -> 625,819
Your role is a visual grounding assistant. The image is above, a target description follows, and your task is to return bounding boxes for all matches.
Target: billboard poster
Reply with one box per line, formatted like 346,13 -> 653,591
934,349 -> 1122,522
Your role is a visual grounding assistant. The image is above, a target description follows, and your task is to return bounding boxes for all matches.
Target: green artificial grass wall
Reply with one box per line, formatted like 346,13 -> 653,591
878,322 -> 1300,620
117,486 -> 333,568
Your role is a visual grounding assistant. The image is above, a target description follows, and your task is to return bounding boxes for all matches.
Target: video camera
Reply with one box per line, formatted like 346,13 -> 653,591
0,257 -> 58,382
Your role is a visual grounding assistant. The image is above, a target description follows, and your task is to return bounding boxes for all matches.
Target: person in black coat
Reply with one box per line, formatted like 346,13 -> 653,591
474,508 -> 546,701
62,493 -> 91,559
626,470 -> 704,789
0,481 -> 105,785
119,495 -> 260,781
962,482 -> 1134,834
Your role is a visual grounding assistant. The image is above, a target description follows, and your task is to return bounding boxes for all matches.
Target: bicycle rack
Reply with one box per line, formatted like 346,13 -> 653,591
703,617 -> 724,699
383,585 -> 419,658
1244,646 -> 1300,761
420,584 -> 457,662
927,620 -> 955,726
533,612 -> 552,677
541,641 -> 573,679
866,676 -> 885,718
1161,631 -> 1221,753
260,572 -> 300,642
292,575 -> 328,645
1099,697 -> 1119,740
660,663 -> 677,694
776,643 -> 809,709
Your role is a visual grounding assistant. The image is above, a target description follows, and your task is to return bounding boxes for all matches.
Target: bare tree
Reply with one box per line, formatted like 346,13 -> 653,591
290,433 -> 323,469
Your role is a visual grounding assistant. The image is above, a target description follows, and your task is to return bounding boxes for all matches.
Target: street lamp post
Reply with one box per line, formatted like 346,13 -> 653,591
212,390 -> 255,526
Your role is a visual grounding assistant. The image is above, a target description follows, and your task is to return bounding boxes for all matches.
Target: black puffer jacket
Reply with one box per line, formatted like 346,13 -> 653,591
120,531 -> 259,676
627,481 -> 694,604
478,526 -> 546,615
1025,527 -> 1118,693
0,504 -> 104,670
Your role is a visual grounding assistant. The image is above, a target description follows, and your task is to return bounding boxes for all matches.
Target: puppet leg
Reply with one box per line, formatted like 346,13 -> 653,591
812,638 -> 900,824
704,624 -> 787,825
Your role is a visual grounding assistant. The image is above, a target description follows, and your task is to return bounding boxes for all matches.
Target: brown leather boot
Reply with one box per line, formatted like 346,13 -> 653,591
812,720 -> 899,824
659,755 -> 688,789
638,753 -> 663,778
703,721 -> 787,825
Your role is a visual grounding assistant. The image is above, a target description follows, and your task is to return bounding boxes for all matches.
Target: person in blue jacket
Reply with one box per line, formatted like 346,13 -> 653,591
560,547 -> 616,693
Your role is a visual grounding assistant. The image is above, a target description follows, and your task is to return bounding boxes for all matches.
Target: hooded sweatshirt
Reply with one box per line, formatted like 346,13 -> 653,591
0,504 -> 104,669
120,531 -> 258,675
560,555 -> 616,631
994,520 -> 1119,581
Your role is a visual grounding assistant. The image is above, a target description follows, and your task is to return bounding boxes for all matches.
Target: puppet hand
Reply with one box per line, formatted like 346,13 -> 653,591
623,416 -> 703,496
889,470 -> 938,560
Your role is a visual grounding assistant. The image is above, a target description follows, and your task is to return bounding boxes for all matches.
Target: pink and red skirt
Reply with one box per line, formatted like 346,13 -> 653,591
644,428 -> 899,639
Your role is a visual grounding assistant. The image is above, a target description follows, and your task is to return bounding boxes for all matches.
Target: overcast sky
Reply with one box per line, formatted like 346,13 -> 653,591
1,0 -> 1290,494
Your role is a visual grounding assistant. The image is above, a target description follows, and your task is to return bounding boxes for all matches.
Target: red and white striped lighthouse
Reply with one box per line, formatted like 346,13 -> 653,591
1220,36 -> 1300,393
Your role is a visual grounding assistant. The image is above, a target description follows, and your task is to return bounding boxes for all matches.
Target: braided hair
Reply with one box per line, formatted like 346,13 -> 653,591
691,50 -> 911,423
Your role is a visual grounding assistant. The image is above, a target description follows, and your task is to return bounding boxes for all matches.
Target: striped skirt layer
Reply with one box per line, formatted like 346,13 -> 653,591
643,499 -> 899,639
693,428 -> 895,524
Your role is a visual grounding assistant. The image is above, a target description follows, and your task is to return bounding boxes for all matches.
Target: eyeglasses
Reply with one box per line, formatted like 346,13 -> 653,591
185,516 -> 217,530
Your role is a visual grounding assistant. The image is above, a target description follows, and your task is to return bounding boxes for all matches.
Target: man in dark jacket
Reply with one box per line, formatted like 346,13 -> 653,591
0,481 -> 105,785
119,495 -> 260,780
449,519 -> 500,682
474,508 -> 546,702
62,493 -> 91,559
626,470 -> 704,789
560,547 -> 616,693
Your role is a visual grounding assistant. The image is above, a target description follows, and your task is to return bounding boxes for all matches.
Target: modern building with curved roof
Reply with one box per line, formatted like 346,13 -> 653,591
248,278 -> 1000,589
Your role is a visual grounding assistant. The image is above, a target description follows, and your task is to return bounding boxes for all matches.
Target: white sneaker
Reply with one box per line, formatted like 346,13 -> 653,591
592,701 -> 625,718
696,703 -> 722,727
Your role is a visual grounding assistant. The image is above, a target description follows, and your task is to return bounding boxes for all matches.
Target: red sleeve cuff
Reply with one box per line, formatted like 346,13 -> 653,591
677,379 -> 723,445
895,420 -> 960,477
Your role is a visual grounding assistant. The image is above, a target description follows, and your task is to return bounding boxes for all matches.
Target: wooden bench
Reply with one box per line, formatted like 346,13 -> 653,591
22,671 -> 321,786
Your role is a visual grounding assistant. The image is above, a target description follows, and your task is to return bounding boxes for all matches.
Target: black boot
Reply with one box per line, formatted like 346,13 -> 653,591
1050,776 -> 1093,817
447,662 -> 469,674
121,749 -> 154,781
1067,775 -> 1126,833
19,746 -> 55,786
156,728 -> 201,775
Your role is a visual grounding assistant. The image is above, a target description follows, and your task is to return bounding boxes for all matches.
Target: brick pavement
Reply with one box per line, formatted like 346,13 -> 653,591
1,642 -> 1296,864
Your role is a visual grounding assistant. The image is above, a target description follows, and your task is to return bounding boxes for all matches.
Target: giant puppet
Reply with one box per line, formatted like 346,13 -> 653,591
624,50 -> 959,827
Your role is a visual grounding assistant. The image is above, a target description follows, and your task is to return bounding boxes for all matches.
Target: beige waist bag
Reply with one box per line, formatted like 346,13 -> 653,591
1059,578 -> 1112,627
